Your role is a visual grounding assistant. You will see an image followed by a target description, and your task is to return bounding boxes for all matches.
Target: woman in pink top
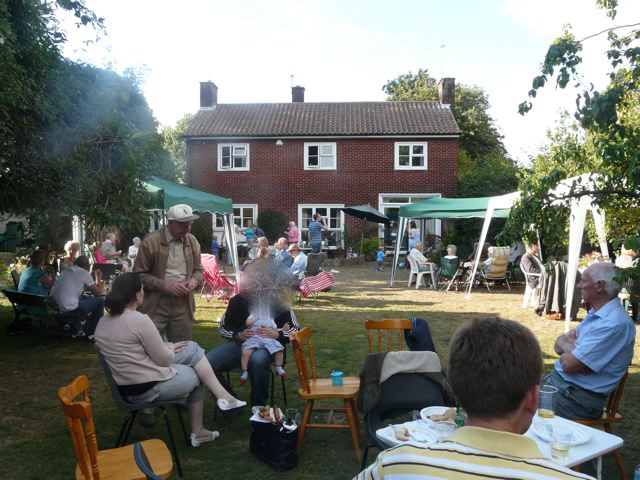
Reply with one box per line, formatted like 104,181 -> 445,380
92,243 -> 107,264
94,273 -> 246,447
286,221 -> 299,244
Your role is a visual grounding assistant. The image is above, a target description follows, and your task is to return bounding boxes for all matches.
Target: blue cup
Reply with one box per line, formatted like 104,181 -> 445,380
331,370 -> 343,386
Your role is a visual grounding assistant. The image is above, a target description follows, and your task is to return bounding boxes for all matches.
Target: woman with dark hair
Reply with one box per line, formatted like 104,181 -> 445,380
408,220 -> 420,251
94,273 -> 246,447
18,250 -> 53,295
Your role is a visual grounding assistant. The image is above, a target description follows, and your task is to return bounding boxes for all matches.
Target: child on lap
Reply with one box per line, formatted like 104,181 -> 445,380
240,306 -> 287,384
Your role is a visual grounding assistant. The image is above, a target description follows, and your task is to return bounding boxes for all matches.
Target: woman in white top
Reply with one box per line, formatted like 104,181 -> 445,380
444,244 -> 458,259
128,237 -> 140,265
94,273 -> 246,447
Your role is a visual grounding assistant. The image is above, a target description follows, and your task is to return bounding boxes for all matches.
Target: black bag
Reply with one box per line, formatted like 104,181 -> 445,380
249,420 -> 298,471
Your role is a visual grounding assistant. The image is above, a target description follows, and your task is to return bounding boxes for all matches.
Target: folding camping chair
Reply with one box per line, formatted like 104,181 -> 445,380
200,254 -> 237,302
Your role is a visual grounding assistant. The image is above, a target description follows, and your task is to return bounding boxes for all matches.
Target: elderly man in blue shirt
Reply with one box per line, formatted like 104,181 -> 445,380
543,262 -> 635,420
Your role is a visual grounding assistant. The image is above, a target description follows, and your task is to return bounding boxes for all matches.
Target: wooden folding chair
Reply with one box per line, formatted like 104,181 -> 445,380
573,372 -> 629,479
365,319 -> 412,352
58,375 -> 173,480
290,328 -> 362,458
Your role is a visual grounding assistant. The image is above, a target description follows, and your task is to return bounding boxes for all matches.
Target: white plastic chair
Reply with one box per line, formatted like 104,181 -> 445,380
407,255 -> 436,290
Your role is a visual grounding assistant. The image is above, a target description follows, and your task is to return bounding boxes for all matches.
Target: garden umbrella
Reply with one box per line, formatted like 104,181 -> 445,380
340,205 -> 390,254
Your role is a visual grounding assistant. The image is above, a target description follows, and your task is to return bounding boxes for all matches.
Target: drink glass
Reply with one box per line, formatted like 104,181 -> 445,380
550,425 -> 572,460
538,385 -> 558,418
285,408 -> 298,426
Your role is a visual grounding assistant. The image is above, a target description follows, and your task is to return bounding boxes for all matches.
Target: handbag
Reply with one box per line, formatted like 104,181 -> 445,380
249,420 -> 298,471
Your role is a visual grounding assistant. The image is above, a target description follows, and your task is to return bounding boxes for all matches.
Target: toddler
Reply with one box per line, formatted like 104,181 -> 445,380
240,304 -> 287,384
211,235 -> 219,259
376,246 -> 385,271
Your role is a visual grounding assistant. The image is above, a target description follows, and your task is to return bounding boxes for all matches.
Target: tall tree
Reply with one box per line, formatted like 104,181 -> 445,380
508,0 -> 640,266
384,69 -> 519,244
161,114 -> 194,184
0,1 -> 173,245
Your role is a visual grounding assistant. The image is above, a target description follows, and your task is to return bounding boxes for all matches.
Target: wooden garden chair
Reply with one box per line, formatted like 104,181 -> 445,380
290,327 -> 363,458
58,375 -> 173,480
365,319 -> 412,352
573,371 -> 629,479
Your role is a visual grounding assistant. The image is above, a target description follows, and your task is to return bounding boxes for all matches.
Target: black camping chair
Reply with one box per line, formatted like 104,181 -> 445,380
360,372 -> 445,469
95,347 -> 189,477
305,252 -> 326,277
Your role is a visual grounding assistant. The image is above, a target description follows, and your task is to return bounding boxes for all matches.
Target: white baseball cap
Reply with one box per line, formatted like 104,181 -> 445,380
167,204 -> 199,222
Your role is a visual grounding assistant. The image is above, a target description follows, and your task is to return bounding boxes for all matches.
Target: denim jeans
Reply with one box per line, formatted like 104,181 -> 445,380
206,341 -> 273,406
78,296 -> 104,335
311,243 -> 321,254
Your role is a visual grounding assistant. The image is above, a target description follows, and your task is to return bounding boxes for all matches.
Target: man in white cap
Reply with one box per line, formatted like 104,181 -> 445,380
133,203 -> 204,342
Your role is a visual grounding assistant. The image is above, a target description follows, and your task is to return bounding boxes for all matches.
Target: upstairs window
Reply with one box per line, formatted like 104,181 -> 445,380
394,142 -> 427,170
218,143 -> 250,171
304,142 -> 336,170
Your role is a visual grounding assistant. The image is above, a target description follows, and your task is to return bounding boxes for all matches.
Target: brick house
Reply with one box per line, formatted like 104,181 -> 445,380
184,80 -> 460,248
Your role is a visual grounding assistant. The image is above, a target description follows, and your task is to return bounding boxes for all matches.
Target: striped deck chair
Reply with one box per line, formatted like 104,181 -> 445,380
200,254 -> 237,302
299,271 -> 335,299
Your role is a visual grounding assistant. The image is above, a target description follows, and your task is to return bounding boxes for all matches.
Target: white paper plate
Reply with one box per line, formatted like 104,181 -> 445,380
385,423 -> 438,445
531,419 -> 591,446
419,406 -> 451,423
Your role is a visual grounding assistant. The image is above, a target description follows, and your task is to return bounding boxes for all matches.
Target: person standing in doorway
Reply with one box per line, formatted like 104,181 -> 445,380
308,214 -> 325,254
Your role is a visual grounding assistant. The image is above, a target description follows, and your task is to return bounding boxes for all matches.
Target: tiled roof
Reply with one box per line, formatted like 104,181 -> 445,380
184,101 -> 460,137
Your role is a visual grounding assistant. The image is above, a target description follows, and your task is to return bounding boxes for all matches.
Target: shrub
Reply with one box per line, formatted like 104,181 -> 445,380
190,215 -> 213,253
257,210 -> 289,243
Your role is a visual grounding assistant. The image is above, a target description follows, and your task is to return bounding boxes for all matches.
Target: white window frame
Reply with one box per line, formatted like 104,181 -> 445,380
394,142 -> 428,170
298,204 -> 344,249
217,143 -> 250,171
304,142 -> 337,170
213,203 -> 257,233
378,193 -> 441,250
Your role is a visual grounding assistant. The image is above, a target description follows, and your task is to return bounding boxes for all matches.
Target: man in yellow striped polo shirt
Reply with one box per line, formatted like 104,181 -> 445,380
356,318 -> 594,479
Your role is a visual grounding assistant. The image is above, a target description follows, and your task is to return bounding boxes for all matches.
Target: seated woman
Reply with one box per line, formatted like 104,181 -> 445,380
409,242 -> 431,271
94,273 -> 246,447
443,244 -> 457,259
92,242 -> 108,264
60,240 -> 80,272
18,250 -> 53,295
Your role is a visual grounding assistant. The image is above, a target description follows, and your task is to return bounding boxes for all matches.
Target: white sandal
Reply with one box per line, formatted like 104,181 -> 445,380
190,430 -> 220,447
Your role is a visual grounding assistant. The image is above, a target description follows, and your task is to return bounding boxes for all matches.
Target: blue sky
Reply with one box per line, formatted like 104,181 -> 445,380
61,0 -> 640,164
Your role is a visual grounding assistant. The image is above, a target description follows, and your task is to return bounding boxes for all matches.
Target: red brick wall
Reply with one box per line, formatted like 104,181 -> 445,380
186,137 -> 458,220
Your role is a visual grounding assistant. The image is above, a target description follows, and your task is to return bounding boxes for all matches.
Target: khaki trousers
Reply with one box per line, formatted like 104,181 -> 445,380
152,295 -> 193,342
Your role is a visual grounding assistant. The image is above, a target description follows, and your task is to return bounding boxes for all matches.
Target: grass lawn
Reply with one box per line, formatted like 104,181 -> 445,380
0,263 -> 638,479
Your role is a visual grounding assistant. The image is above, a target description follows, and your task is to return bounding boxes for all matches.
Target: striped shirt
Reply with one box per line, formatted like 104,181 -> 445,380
356,426 -> 594,480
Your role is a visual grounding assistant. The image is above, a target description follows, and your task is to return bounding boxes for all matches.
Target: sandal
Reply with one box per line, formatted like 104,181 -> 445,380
190,430 -> 220,447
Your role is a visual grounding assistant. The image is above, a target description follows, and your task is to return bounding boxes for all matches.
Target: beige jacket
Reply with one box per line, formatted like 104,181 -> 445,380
133,227 -> 203,320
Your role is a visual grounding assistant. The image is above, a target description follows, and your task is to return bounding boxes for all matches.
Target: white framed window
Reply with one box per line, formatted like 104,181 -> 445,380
298,204 -> 344,249
304,142 -> 336,170
218,143 -> 250,171
213,204 -> 257,236
394,142 -> 428,170
378,193 -> 441,251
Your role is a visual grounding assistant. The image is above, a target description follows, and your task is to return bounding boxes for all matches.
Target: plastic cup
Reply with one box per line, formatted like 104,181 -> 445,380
550,425 -> 572,460
331,370 -> 343,386
538,385 -> 558,418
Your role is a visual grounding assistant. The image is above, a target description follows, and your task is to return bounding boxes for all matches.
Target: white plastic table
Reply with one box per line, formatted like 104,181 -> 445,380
376,416 -> 622,479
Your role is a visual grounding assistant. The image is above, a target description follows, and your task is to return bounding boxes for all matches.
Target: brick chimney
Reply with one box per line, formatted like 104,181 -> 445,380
438,78 -> 455,111
200,81 -> 218,109
292,85 -> 305,103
